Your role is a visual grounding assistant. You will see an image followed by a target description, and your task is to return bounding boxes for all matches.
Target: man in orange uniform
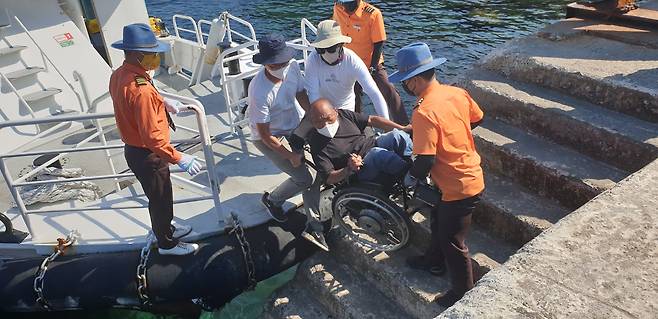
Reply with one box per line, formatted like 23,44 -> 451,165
389,42 -> 485,307
333,0 -> 409,124
109,24 -> 201,256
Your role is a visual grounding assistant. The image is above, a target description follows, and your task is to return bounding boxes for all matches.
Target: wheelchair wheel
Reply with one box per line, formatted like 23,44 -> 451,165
332,185 -> 411,252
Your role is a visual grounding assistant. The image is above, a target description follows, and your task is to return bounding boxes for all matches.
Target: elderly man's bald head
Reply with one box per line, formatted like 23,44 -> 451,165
309,99 -> 338,129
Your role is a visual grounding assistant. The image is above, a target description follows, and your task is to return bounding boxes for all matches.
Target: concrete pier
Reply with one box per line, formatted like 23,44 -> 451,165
264,3 -> 658,318
438,159 -> 658,319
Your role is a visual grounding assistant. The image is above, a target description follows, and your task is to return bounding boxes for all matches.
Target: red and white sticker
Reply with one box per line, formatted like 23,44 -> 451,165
53,33 -> 74,47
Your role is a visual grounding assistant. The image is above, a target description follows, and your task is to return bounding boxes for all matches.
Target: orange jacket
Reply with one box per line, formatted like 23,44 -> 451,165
109,62 -> 181,164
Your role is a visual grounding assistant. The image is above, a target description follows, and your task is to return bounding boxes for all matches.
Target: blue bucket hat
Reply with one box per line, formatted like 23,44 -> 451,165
389,42 -> 447,83
110,23 -> 170,53
253,34 -> 296,65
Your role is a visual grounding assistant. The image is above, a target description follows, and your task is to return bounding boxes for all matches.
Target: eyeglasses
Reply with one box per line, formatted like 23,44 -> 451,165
315,44 -> 342,54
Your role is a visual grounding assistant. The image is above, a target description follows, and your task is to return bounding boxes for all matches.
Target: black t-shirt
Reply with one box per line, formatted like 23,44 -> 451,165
290,109 -> 376,180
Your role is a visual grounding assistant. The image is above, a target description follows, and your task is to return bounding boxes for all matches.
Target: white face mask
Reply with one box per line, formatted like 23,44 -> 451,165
266,63 -> 290,80
321,51 -> 341,65
317,119 -> 340,138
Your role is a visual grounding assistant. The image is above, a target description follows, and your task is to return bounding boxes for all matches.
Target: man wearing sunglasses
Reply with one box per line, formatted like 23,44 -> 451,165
305,20 -> 390,121
333,0 -> 409,125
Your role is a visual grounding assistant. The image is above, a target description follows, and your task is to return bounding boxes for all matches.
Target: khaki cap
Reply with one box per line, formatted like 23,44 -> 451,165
310,20 -> 352,48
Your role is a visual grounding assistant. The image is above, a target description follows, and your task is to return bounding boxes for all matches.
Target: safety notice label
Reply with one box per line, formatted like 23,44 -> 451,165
53,33 -> 74,47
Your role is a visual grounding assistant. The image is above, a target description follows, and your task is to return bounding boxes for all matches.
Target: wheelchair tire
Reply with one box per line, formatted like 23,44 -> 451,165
332,185 -> 412,252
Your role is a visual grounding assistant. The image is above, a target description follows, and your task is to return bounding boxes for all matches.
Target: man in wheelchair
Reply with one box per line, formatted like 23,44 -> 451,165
291,98 -> 412,186
289,98 -> 412,251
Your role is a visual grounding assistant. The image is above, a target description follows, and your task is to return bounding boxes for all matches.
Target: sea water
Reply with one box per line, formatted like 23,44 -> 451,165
5,1 -> 571,318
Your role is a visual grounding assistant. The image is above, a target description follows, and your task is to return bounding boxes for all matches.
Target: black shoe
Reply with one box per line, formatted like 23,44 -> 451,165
436,290 -> 463,308
301,229 -> 330,252
406,255 -> 446,277
262,192 -> 288,222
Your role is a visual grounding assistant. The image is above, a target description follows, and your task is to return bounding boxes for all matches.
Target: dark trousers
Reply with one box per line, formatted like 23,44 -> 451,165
354,63 -> 409,125
124,145 -> 178,249
426,194 -> 481,297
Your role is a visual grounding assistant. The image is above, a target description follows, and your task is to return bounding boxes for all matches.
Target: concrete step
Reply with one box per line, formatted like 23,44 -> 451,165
536,18 -> 658,50
5,66 -> 45,80
479,31 -> 658,122
22,88 -> 62,103
462,67 -> 658,172
0,45 -> 26,56
473,118 -> 627,209
409,210 -> 516,277
566,1 -> 658,29
477,172 -> 570,248
328,232 -> 449,318
299,252 -> 411,319
263,282 -> 333,319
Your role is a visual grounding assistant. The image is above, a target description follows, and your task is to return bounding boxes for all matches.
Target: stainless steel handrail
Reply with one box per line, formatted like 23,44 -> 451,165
0,92 -> 223,239
173,14 -> 202,45
221,12 -> 257,51
197,19 -> 213,46
300,18 -> 318,62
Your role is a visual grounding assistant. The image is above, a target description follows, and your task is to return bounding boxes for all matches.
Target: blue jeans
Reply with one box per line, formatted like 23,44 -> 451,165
357,129 -> 412,182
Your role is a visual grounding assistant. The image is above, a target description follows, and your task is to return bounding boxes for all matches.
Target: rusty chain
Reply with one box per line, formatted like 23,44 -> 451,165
228,212 -> 257,290
136,232 -> 156,306
33,230 -> 79,310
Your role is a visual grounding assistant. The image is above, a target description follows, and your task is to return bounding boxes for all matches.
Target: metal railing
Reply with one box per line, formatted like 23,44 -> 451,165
197,19 -> 213,47
215,40 -> 258,133
221,12 -> 257,51
173,14 -> 202,45
212,14 -> 317,134
167,12 -> 316,135
0,92 -> 223,240
300,18 -> 318,62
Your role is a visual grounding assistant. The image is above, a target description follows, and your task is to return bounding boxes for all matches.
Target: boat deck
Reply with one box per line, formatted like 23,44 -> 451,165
0,75 -> 307,256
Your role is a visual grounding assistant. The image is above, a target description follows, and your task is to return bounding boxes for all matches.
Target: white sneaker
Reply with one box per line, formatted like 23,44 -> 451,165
172,224 -> 192,239
158,242 -> 199,256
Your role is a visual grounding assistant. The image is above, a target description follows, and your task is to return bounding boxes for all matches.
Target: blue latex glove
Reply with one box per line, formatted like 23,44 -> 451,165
177,153 -> 202,176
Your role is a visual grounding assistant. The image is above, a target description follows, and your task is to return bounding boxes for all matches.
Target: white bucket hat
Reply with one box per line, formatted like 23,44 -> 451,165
310,20 -> 352,48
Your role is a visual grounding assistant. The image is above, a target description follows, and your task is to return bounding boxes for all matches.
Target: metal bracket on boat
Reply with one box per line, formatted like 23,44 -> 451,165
136,232 -> 156,306
33,230 -> 79,310
228,212 -> 257,290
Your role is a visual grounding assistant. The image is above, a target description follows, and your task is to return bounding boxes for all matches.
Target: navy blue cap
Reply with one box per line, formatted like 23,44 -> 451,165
253,34 -> 296,65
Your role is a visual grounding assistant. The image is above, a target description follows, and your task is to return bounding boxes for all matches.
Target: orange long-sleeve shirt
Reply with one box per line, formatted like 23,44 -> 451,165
109,62 -> 181,164
333,1 -> 387,66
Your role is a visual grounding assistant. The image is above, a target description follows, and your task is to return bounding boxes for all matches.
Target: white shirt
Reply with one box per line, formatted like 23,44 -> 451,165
247,60 -> 305,140
305,48 -> 389,119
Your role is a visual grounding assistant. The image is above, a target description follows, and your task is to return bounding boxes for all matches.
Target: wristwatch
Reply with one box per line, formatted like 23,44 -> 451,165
369,66 -> 377,75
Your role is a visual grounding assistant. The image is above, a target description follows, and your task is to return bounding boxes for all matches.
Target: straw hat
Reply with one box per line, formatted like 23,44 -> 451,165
310,20 -> 352,49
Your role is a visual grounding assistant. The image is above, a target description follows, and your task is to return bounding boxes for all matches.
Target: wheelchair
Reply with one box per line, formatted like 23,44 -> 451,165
329,171 -> 438,252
